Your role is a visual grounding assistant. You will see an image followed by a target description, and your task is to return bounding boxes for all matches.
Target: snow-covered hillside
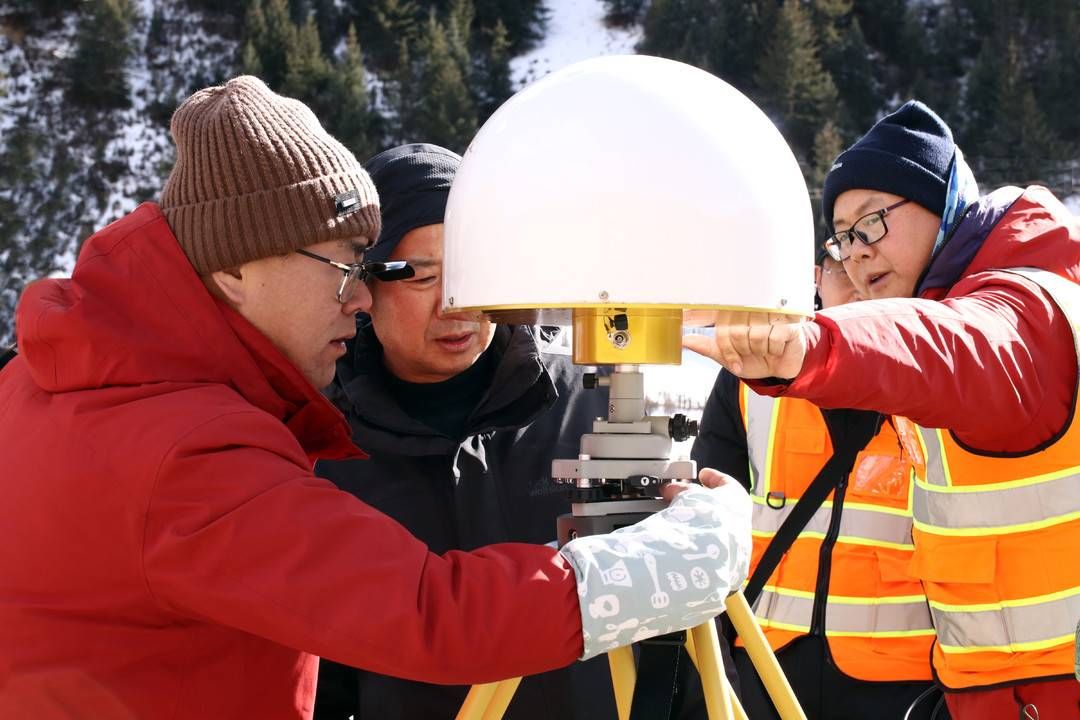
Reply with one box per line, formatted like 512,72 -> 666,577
0,0 -> 238,344
510,0 -> 640,88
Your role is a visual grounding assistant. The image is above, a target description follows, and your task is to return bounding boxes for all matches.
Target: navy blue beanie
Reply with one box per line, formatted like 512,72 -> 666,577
363,143 -> 462,262
822,101 -> 955,233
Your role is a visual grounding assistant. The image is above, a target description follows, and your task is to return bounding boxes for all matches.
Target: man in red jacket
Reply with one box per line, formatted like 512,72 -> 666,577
0,76 -> 752,719
686,101 -> 1080,719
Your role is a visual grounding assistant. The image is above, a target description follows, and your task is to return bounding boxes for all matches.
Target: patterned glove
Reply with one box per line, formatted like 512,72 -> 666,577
559,483 -> 752,660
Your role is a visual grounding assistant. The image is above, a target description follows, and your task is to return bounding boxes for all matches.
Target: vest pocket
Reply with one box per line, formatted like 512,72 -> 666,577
908,536 -> 996,585
910,538 -> 1010,653
849,452 -> 909,502
875,547 -> 920,585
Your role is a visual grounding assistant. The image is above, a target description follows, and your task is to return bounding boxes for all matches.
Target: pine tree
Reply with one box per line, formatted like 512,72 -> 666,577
477,19 -> 513,117
312,0 -> 342,52
755,0 -> 838,158
185,0 -> 248,15
984,40 -> 1063,185
640,0 -> 723,77
446,0 -> 475,79
244,0 -> 269,52
326,24 -> 375,159
241,41 -> 265,78
366,0 -> 421,71
245,0 -> 296,87
66,0 -> 137,110
283,15 -> 330,100
812,120 -> 844,189
962,31 -> 1004,158
715,0 -> 774,93
602,0 -> 647,27
468,0 -> 546,54
810,0 -> 877,136
828,17 -> 878,137
1036,1 -> 1080,146
9,0 -> 79,21
639,0 -> 771,96
147,5 -> 168,59
399,12 -> 477,151
905,1 -> 979,125
386,38 -> 414,141
288,0 -> 311,25
853,0 -> 927,90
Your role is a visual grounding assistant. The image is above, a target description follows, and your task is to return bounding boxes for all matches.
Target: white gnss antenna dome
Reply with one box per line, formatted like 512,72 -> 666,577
442,54 -> 814,366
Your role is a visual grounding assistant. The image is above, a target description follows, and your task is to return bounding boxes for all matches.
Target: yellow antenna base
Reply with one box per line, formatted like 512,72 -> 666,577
572,307 -> 683,366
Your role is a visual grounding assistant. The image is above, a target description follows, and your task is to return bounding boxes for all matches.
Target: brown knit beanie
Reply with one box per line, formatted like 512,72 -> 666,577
160,75 -> 380,274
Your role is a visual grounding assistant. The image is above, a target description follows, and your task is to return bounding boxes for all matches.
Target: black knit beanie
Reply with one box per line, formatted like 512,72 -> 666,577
822,100 -> 956,233
363,143 -> 462,262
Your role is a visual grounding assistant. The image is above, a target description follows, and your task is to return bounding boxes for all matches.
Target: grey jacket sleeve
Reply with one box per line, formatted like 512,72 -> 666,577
559,483 -> 752,660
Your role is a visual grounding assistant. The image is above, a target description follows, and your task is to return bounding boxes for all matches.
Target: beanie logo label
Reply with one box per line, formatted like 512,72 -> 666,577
830,161 -> 843,172
334,189 -> 362,217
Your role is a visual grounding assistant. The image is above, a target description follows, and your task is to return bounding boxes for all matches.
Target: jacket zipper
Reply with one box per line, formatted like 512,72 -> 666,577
810,474 -> 847,636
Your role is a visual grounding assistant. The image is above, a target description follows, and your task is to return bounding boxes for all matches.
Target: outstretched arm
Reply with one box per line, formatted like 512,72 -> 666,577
685,272 -> 1076,453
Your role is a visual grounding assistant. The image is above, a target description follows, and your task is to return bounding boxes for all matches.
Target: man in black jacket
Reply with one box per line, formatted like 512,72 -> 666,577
313,144 -> 617,720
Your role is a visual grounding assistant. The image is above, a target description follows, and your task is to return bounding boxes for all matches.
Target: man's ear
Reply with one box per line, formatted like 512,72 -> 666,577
203,267 -> 245,307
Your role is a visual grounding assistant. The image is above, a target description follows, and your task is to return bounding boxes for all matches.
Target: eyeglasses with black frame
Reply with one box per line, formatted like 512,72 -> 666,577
295,248 -> 414,303
823,199 -> 911,262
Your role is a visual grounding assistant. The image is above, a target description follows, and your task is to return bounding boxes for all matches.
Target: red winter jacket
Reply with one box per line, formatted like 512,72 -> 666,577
0,204 -> 582,719
755,186 -> 1079,453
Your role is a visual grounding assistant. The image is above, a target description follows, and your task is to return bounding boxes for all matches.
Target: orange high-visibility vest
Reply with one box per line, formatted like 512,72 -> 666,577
909,267 -> 1080,689
739,385 -> 934,682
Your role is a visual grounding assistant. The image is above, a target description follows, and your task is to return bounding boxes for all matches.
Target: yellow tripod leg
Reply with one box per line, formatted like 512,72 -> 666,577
609,624 -> 740,720
726,683 -> 749,720
455,682 -> 499,720
689,621 -> 735,720
608,645 -> 636,720
481,677 -> 522,720
725,592 -> 807,720
458,597 -> 795,720
455,677 -> 522,720
685,631 -> 748,720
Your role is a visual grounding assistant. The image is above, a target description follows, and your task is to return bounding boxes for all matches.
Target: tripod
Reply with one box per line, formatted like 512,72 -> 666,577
455,366 -> 806,720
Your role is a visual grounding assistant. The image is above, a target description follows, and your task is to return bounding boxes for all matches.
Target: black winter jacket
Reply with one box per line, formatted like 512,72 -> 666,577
314,322 -> 618,720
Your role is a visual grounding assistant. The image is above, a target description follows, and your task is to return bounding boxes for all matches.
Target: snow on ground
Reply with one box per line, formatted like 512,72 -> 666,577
510,0 -> 641,89
1064,194 -> 1080,215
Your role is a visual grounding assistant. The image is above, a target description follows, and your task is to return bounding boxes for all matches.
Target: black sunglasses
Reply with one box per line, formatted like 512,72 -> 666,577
295,249 -> 414,303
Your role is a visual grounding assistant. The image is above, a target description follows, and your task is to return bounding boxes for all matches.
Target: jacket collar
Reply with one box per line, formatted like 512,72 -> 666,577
916,186 -> 1024,297
331,321 -> 557,453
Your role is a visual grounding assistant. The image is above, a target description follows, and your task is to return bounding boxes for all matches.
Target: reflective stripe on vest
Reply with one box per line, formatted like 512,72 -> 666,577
745,387 -> 917,549
744,386 -> 777,497
931,588 -> 1080,653
912,267 -> 1080,675
756,586 -> 934,638
913,457 -> 1080,534
753,495 -> 915,548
